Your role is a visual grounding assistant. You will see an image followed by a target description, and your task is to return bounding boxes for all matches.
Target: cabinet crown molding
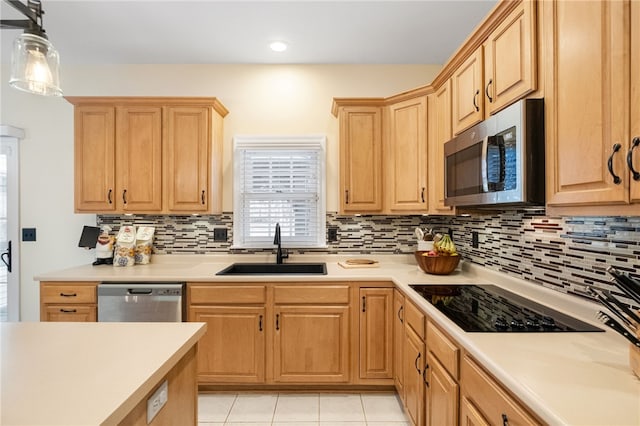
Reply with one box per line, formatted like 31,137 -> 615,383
64,96 -> 229,117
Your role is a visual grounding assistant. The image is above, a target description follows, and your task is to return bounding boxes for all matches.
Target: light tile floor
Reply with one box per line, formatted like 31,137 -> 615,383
198,392 -> 411,426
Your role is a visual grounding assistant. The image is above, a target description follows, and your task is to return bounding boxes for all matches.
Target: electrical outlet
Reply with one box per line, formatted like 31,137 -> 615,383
471,231 -> 479,248
213,228 -> 227,242
327,227 -> 338,242
147,380 -> 168,424
22,228 -> 36,242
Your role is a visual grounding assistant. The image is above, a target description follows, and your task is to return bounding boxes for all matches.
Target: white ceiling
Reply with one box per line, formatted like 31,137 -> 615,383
1,0 -> 497,65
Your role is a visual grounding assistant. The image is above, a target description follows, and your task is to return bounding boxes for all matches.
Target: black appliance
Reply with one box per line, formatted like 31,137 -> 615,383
409,284 -> 603,333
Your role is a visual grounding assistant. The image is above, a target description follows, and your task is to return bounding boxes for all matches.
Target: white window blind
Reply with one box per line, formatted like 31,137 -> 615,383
233,135 -> 326,248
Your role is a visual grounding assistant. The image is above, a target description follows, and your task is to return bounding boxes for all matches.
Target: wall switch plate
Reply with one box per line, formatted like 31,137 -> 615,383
22,228 -> 36,242
471,231 -> 479,248
213,228 -> 227,242
147,380 -> 168,424
327,227 -> 338,242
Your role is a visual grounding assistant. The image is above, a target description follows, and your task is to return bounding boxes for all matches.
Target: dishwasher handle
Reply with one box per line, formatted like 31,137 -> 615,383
128,288 -> 153,295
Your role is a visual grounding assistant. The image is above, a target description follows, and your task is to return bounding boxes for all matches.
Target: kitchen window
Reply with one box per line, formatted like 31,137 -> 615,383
233,135 -> 326,248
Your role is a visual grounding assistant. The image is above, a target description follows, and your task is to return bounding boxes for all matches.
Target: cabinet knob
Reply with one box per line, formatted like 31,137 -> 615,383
122,189 -> 128,204
423,363 -> 429,387
201,190 -> 206,205
275,313 -> 280,330
607,143 -> 622,185
60,308 -> 77,313
397,305 -> 404,323
421,187 -> 425,203
59,292 -> 77,297
502,413 -> 509,426
345,190 -> 349,204
107,189 -> 112,204
626,137 -> 640,181
259,315 -> 263,332
414,352 -> 421,374
362,296 -> 366,313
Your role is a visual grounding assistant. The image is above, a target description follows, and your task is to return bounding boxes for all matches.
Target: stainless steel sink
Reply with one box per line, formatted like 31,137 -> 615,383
216,262 -> 327,275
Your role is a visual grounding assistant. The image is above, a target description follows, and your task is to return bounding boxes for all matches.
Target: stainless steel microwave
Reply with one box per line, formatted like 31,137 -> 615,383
444,98 -> 545,207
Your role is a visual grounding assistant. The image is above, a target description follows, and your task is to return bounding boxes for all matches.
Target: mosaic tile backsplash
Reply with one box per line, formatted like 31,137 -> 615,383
97,211 -> 640,309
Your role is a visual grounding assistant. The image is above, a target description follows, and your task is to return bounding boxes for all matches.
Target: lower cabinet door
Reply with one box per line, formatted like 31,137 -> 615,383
190,306 -> 265,383
273,305 -> 350,383
43,305 -> 96,322
460,396 -> 490,426
426,352 -> 459,426
404,326 -> 425,426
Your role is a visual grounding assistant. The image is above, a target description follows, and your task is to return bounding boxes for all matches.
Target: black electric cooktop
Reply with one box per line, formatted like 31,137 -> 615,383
409,284 -> 603,333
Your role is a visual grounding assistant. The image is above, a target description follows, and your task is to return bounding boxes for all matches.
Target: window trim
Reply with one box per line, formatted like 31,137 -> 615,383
232,134 -> 327,249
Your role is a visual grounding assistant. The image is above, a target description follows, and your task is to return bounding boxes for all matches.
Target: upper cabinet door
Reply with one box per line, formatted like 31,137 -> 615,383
544,0 -> 630,206
483,0 -> 537,115
386,97 -> 428,212
452,48 -> 484,135
339,106 -> 383,213
630,1 -> 640,204
428,81 -> 455,215
74,106 -> 116,213
164,106 -> 211,212
116,106 -> 163,212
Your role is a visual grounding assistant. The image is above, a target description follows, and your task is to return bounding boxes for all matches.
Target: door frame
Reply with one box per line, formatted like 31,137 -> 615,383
0,125 -> 23,321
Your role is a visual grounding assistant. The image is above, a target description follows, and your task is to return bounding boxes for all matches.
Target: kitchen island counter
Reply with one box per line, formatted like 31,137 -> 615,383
0,321 -> 206,425
35,255 -> 640,425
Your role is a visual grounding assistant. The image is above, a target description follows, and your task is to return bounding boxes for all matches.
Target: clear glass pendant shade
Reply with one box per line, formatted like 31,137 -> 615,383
9,33 -> 62,96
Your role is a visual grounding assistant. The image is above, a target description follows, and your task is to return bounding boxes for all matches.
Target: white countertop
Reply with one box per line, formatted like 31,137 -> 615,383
35,254 -> 640,425
0,321 -> 206,426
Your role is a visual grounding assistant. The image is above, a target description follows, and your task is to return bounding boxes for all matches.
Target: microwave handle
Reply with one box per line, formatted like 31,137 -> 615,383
481,136 -> 490,192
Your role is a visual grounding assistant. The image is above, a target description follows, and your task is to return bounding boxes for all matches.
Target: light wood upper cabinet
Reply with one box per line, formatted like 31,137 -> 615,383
359,288 -> 393,380
164,106 -> 210,212
428,81 -> 455,215
452,48 -> 485,135
67,97 -> 227,214
629,0 -> 640,204
544,0 -> 638,212
74,106 -> 116,212
337,105 -> 384,213
116,106 -> 163,212
386,96 -> 428,212
453,0 -> 536,135
483,0 -> 537,115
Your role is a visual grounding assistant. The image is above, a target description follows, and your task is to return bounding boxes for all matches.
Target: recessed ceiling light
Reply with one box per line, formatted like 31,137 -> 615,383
269,41 -> 288,52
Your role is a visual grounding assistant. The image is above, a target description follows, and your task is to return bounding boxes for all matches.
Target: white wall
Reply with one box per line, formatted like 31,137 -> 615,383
0,63 -> 440,321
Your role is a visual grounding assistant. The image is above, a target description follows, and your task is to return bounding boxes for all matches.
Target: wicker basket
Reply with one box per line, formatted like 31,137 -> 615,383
415,251 -> 460,275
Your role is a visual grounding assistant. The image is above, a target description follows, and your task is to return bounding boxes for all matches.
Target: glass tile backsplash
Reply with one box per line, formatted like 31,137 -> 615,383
98,211 -> 640,309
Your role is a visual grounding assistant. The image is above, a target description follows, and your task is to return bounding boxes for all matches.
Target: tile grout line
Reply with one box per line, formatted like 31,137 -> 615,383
271,392 -> 280,425
224,393 -> 238,424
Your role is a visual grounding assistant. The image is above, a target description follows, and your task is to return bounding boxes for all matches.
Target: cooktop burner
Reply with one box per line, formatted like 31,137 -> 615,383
409,284 -> 603,333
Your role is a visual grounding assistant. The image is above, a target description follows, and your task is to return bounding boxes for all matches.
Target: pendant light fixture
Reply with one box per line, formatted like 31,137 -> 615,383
1,0 -> 61,96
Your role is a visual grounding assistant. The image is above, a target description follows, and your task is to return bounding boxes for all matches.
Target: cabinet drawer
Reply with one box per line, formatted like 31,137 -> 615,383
404,299 -> 425,340
43,305 -> 97,322
273,285 -> 350,304
189,285 -> 266,304
461,355 -> 541,426
427,321 -> 459,379
41,284 -> 97,304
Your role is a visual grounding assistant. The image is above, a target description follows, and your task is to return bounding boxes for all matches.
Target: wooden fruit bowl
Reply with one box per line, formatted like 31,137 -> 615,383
415,251 -> 460,275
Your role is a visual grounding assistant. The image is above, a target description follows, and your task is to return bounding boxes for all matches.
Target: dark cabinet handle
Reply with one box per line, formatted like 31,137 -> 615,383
414,353 -> 421,374
362,296 -> 366,313
276,313 -> 280,330
485,79 -> 493,103
607,143 -> 622,184
423,363 -> 429,387
345,190 -> 349,204
421,187 -> 425,203
1,240 -> 11,273
122,189 -> 128,204
397,305 -> 404,323
473,89 -> 480,112
107,189 -> 112,204
502,413 -> 509,426
201,190 -> 205,205
60,308 -> 77,313
627,137 -> 640,181
259,315 -> 263,332
59,292 -> 77,297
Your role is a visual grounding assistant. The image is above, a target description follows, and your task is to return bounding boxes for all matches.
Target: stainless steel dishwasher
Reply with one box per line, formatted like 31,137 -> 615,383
97,282 -> 185,322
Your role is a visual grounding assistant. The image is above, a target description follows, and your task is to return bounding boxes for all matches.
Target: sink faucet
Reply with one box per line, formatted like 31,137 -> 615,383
273,223 -> 289,264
